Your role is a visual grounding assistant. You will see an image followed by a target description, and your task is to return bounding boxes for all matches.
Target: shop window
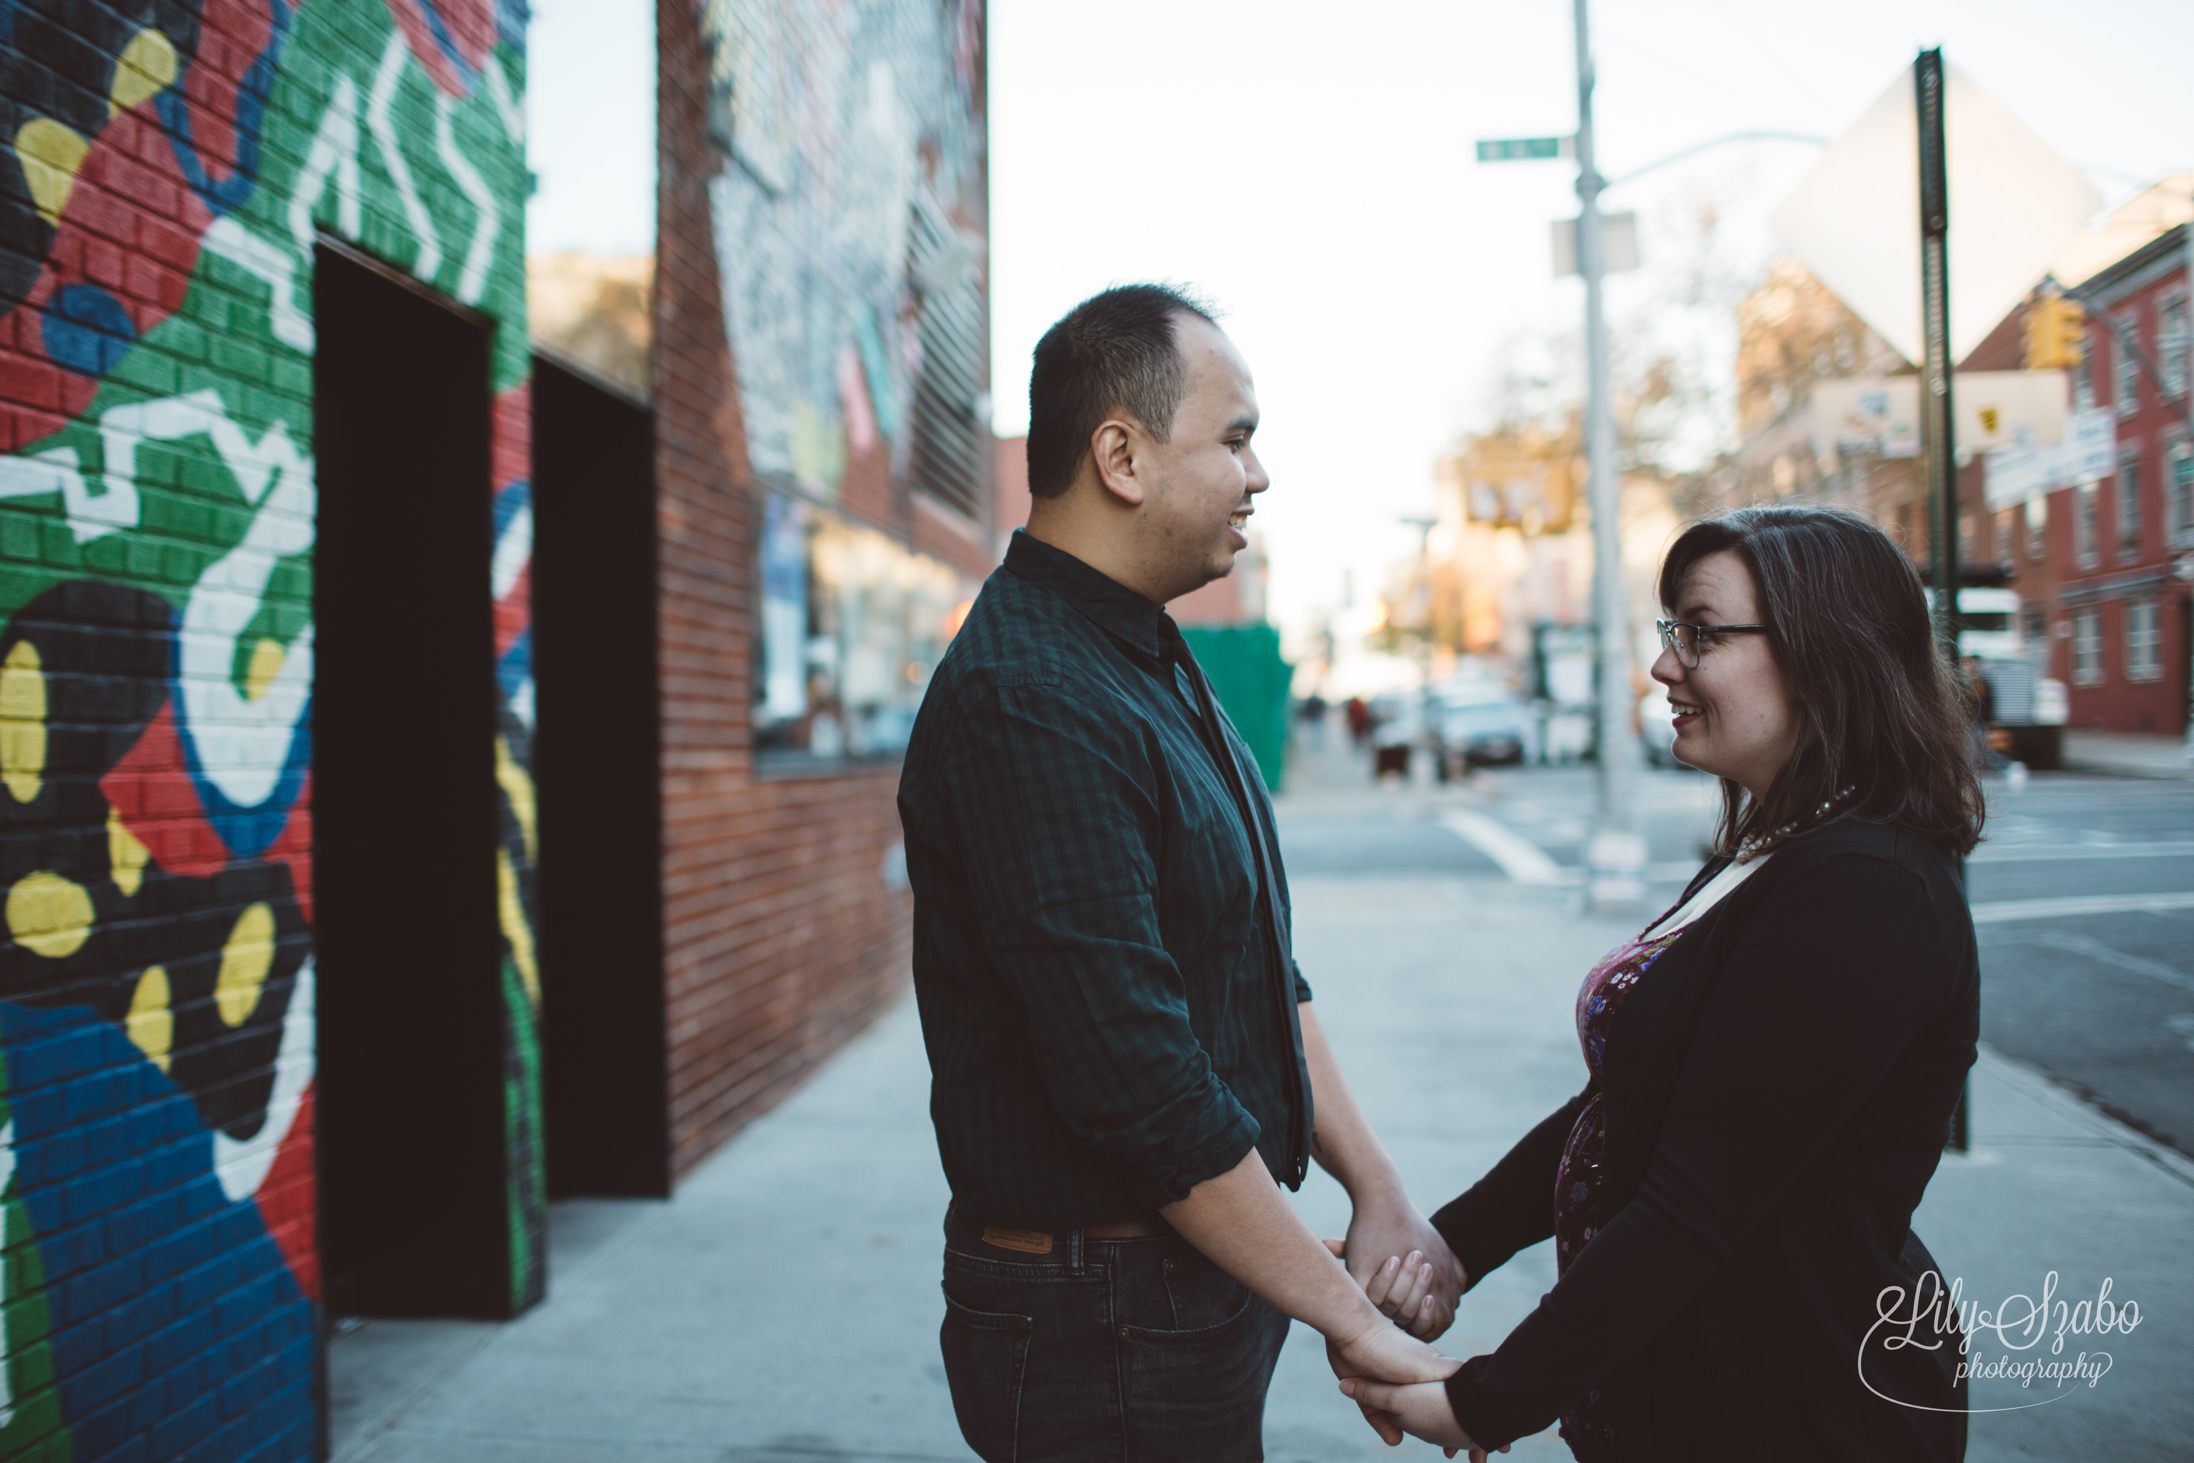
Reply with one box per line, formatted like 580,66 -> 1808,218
755,493 -> 973,765
2117,448 -> 2142,557
2072,608 -> 2104,686
2125,598 -> 2161,682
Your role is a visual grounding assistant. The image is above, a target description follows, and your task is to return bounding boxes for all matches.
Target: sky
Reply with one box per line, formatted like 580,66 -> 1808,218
527,0 -> 2194,647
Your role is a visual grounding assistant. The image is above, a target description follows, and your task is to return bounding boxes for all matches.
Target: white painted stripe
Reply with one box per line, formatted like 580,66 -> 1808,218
1440,811 -> 1566,886
1971,841 -> 2194,863
1970,892 -> 2194,924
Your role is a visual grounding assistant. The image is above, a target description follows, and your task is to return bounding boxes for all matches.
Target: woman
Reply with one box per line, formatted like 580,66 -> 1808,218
1345,504 -> 1983,1460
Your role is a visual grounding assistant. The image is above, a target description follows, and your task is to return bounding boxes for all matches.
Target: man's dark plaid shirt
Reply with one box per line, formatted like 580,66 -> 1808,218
898,531 -> 1313,1230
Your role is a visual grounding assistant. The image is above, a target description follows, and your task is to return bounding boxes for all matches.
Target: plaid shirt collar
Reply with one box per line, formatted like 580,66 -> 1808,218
1002,529 -> 1176,664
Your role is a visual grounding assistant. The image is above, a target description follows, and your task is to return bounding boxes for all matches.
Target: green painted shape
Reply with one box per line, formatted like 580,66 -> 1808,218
1180,624 -> 1294,793
500,957 -> 546,1311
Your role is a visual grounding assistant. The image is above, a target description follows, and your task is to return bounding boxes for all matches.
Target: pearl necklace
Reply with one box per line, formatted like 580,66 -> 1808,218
1736,785 -> 1856,863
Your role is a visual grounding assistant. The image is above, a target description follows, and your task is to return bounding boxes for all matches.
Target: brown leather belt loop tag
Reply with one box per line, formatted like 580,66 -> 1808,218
981,1225 -> 1055,1255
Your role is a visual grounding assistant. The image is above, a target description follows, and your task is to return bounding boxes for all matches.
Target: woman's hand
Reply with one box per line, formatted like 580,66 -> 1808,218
1335,1376 -> 1510,1462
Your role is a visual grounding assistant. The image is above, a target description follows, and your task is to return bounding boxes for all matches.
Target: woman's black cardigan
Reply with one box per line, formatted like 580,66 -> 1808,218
1434,820 -> 1978,1460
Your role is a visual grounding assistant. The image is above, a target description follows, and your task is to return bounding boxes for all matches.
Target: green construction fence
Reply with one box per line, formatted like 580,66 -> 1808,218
1180,623 -> 1293,793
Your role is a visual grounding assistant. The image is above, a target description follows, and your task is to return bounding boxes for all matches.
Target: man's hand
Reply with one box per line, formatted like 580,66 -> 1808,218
1323,1316 -> 1462,1448
1337,1376 -> 1509,1462
1324,1202 -> 1465,1339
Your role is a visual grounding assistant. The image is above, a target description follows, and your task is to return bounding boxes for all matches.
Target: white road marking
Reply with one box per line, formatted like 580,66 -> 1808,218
1439,811 -> 1567,886
1970,892 -> 2194,924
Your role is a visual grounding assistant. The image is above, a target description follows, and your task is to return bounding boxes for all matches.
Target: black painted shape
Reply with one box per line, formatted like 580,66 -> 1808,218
312,243 -> 512,1318
0,579 -> 307,1142
530,353 -> 670,1199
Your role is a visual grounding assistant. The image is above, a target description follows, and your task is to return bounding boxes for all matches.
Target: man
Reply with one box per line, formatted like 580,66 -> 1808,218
899,285 -> 1463,1461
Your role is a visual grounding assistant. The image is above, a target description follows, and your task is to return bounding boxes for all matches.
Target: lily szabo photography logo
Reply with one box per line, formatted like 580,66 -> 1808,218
1862,1271 -> 2143,1412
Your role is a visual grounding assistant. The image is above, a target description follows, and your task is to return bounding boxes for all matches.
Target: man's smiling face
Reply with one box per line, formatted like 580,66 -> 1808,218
1137,313 -> 1268,599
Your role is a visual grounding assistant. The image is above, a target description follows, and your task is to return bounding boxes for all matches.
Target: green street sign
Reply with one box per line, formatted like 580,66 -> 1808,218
1476,136 -> 1570,162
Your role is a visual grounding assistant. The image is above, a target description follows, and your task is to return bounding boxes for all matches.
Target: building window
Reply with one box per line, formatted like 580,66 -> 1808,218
2171,437 -> 2193,543
2072,333 -> 2096,411
2026,491 -> 2048,561
2164,292 -> 2190,400
2117,447 -> 2142,557
2125,598 -> 2161,681
2075,480 -> 2099,568
1958,510 -> 1975,563
2112,313 -> 2140,416
754,492 -> 974,765
2072,608 -> 2104,685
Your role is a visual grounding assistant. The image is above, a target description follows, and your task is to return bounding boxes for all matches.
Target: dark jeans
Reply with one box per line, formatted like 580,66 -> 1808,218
938,1204 -> 1291,1463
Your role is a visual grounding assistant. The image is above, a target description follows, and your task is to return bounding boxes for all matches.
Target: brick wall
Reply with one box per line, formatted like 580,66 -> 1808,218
656,0 -> 947,1177
0,0 -> 535,1454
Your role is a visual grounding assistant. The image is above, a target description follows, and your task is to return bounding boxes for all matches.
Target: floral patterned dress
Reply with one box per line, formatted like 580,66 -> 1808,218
1552,857 -> 1766,1461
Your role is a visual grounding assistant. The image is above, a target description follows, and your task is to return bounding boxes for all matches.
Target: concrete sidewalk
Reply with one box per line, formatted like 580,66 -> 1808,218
330,861 -> 2194,1460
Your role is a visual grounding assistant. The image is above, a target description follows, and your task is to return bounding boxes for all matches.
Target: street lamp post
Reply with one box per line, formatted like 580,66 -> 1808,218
1573,0 -> 1646,910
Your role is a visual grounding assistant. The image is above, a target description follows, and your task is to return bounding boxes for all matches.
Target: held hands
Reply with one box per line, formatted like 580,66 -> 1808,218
1337,1375 -> 1510,1462
1323,1199 -> 1465,1340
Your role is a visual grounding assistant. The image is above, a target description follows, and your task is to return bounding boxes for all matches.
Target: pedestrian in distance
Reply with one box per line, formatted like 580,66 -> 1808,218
1341,503 -> 1985,1460
897,284 -> 1474,1462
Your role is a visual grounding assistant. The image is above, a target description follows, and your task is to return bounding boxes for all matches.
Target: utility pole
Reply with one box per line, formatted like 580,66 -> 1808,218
1918,50 -> 1959,662
1915,48 -> 1969,1153
1574,0 -> 1645,911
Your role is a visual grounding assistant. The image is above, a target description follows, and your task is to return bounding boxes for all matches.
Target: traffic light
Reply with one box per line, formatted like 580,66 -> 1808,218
2025,295 -> 2087,371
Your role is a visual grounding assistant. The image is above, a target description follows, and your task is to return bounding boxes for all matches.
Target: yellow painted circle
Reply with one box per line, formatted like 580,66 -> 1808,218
0,638 -> 47,804
215,902 -> 276,1027
128,966 -> 174,1073
7,871 -> 93,958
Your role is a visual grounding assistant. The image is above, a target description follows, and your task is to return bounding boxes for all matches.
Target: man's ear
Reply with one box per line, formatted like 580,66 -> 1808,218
1091,419 -> 1146,507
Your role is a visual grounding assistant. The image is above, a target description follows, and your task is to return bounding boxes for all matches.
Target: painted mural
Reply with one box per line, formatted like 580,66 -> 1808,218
699,0 -> 986,498
0,0 -> 537,1452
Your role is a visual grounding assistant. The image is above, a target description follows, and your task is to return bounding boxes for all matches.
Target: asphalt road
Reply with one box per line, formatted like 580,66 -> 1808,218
1274,739 -> 2194,1156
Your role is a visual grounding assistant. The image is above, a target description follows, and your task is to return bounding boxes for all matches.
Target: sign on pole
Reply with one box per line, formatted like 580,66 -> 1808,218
1768,63 -> 2100,366
1476,136 -> 1572,163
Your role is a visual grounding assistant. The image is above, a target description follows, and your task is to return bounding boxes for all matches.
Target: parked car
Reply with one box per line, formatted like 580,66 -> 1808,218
1431,683 -> 1531,776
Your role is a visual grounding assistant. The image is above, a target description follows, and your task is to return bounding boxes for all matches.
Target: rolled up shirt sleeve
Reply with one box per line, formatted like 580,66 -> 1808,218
949,678 -> 1261,1208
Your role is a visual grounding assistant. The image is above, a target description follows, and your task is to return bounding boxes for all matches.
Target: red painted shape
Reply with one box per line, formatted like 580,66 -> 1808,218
264,772 -> 313,923
99,701 -> 231,879
493,377 -> 532,494
180,0 -> 275,194
383,0 -> 500,98
494,562 -> 530,658
253,1081 -> 319,1300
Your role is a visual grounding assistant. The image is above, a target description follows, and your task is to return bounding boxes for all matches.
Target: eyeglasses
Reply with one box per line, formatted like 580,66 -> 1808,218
1656,618 -> 1768,669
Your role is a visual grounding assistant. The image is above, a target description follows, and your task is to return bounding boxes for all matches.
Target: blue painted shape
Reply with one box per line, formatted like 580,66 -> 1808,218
165,620 -> 311,862
415,0 -> 480,91
157,0 -> 292,217
0,1003 -> 314,1462
43,285 -> 138,378
497,626 -> 530,708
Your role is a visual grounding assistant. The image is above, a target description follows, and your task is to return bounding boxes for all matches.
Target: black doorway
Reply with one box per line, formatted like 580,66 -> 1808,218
531,353 -> 670,1198
313,241 -> 517,1318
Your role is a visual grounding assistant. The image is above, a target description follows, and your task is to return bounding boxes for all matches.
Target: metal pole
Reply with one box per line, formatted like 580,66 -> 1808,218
1575,0 -> 1644,911
1917,49 -> 1970,1152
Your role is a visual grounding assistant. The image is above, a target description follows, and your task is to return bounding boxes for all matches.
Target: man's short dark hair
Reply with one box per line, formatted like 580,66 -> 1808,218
1025,284 -> 1216,499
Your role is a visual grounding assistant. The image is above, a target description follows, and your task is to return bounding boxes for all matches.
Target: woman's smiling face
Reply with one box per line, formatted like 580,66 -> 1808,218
1651,549 -> 1803,801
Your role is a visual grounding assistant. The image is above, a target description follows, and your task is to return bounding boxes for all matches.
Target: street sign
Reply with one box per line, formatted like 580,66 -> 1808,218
1476,136 -> 1572,163
1768,63 -> 2100,366
1552,213 -> 1639,276
1813,370 -> 2071,463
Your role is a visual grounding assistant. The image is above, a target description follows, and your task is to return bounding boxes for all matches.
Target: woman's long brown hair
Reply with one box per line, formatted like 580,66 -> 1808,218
1658,503 -> 1986,860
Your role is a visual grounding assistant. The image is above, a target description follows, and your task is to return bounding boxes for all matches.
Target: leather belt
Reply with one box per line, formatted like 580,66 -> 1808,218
969,1215 -> 1172,1255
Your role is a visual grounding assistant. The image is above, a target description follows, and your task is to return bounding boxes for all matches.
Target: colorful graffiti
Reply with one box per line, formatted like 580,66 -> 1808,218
699,0 -> 986,498
0,0 -> 533,1451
